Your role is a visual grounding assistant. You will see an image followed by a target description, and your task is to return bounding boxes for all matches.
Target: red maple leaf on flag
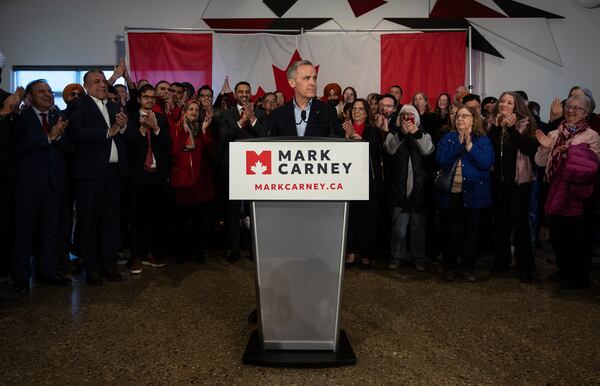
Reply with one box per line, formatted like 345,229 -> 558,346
251,86 -> 266,103
272,50 -> 319,103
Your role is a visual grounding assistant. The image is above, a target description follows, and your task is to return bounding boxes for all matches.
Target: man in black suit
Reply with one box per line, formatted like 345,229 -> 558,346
11,80 -> 73,291
124,84 -> 171,274
269,60 -> 342,138
0,81 -> 21,285
69,70 -> 128,286
219,81 -> 268,262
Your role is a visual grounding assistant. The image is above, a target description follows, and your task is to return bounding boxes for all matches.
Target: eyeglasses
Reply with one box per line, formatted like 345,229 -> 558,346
565,105 -> 585,113
456,113 -> 473,120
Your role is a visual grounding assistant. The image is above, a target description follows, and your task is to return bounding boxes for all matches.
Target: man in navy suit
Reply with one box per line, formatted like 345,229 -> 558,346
11,80 -> 73,292
269,60 -> 342,138
69,70 -> 128,286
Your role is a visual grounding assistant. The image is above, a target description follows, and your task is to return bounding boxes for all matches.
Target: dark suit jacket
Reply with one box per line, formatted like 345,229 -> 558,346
269,98 -> 343,138
69,95 -> 129,178
218,106 -> 268,172
124,111 -> 172,184
0,89 -> 16,181
12,107 -> 73,191
219,106 -> 268,143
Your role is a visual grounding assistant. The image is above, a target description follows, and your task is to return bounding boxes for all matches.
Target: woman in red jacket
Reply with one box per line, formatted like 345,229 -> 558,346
535,94 -> 600,289
171,99 -> 214,264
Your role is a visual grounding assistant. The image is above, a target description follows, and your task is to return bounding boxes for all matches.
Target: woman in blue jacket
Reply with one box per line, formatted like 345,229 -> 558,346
436,105 -> 494,282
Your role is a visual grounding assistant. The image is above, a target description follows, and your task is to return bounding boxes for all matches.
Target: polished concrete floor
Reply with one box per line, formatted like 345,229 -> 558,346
1,247 -> 600,385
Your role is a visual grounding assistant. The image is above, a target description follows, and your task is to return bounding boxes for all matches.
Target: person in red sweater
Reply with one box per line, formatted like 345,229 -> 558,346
170,99 -> 214,264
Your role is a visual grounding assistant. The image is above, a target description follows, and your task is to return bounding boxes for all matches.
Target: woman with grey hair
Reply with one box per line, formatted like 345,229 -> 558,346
384,104 -> 435,272
535,94 -> 600,289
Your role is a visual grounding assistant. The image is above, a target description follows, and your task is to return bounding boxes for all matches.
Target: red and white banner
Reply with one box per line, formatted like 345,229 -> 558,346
127,31 -> 466,109
127,32 -> 212,90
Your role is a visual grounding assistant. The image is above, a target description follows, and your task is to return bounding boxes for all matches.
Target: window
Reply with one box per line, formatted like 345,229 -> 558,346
12,66 -> 125,110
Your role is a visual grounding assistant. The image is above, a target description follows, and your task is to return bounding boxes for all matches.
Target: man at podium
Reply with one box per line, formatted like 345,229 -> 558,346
269,60 -> 343,138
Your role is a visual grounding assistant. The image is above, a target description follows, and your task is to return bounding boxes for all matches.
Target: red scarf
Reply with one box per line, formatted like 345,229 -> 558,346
545,118 -> 590,183
353,122 -> 365,137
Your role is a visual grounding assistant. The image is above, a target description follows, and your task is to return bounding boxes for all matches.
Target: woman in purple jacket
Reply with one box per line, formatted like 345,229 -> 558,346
436,105 -> 494,282
535,94 -> 600,289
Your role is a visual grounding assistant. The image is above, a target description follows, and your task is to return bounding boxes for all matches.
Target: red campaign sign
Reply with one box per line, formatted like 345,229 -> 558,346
380,32 -> 466,109
128,32 -> 213,90
246,151 -> 272,175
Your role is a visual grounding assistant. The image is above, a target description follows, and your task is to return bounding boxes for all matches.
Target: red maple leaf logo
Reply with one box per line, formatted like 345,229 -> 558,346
272,50 -> 319,103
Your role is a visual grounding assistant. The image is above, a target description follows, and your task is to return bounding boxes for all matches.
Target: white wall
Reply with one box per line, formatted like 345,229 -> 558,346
1,0 -> 599,119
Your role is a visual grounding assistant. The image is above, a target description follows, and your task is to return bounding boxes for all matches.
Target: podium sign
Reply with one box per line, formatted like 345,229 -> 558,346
232,138 -> 361,367
229,141 -> 369,201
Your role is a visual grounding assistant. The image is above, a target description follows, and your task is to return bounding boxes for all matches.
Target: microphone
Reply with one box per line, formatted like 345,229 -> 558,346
296,109 -> 307,125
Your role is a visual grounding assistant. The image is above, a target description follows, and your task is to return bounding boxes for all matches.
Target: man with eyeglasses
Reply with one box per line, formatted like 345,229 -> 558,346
123,84 -> 171,274
376,93 -> 399,135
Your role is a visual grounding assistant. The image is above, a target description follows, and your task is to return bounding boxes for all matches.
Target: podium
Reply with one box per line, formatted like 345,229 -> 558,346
229,138 -> 369,367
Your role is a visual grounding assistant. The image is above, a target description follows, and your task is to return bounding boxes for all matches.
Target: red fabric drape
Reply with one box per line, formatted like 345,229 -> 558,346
381,32 -> 466,109
128,32 -> 212,89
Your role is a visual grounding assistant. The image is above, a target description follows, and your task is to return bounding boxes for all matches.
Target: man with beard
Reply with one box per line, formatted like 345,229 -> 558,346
219,81 -> 268,262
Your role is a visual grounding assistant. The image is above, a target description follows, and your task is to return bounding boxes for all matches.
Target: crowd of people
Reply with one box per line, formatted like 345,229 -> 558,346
1,55 -> 599,301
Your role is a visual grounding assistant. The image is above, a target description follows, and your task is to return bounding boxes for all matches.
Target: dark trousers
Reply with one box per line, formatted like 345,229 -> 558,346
13,185 -> 63,280
347,195 -> 378,258
175,203 -> 209,259
548,214 -> 593,285
441,193 -> 483,271
492,182 -> 534,273
75,166 -> 122,274
130,182 -> 167,258
0,176 -> 13,277
227,199 -> 243,252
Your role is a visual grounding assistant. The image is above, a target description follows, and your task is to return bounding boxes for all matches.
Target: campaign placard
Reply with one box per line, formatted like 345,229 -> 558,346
229,141 -> 369,200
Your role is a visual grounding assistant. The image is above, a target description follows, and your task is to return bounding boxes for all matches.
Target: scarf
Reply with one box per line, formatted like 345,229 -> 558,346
353,122 -> 365,137
182,117 -> 200,150
545,118 -> 590,183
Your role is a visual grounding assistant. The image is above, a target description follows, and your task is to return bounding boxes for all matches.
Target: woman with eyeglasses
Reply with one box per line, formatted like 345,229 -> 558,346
342,98 -> 383,269
535,94 -> 600,290
488,91 -> 539,283
436,105 -> 494,282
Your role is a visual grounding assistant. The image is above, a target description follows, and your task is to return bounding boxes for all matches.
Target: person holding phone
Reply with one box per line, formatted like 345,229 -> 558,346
488,91 -> 538,282
436,105 -> 494,282
383,104 -> 434,272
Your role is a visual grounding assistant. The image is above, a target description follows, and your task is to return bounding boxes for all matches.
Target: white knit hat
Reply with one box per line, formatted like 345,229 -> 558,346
0,51 -> 5,70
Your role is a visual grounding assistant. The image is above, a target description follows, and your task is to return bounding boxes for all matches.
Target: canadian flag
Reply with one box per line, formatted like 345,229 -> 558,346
127,31 -> 465,109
